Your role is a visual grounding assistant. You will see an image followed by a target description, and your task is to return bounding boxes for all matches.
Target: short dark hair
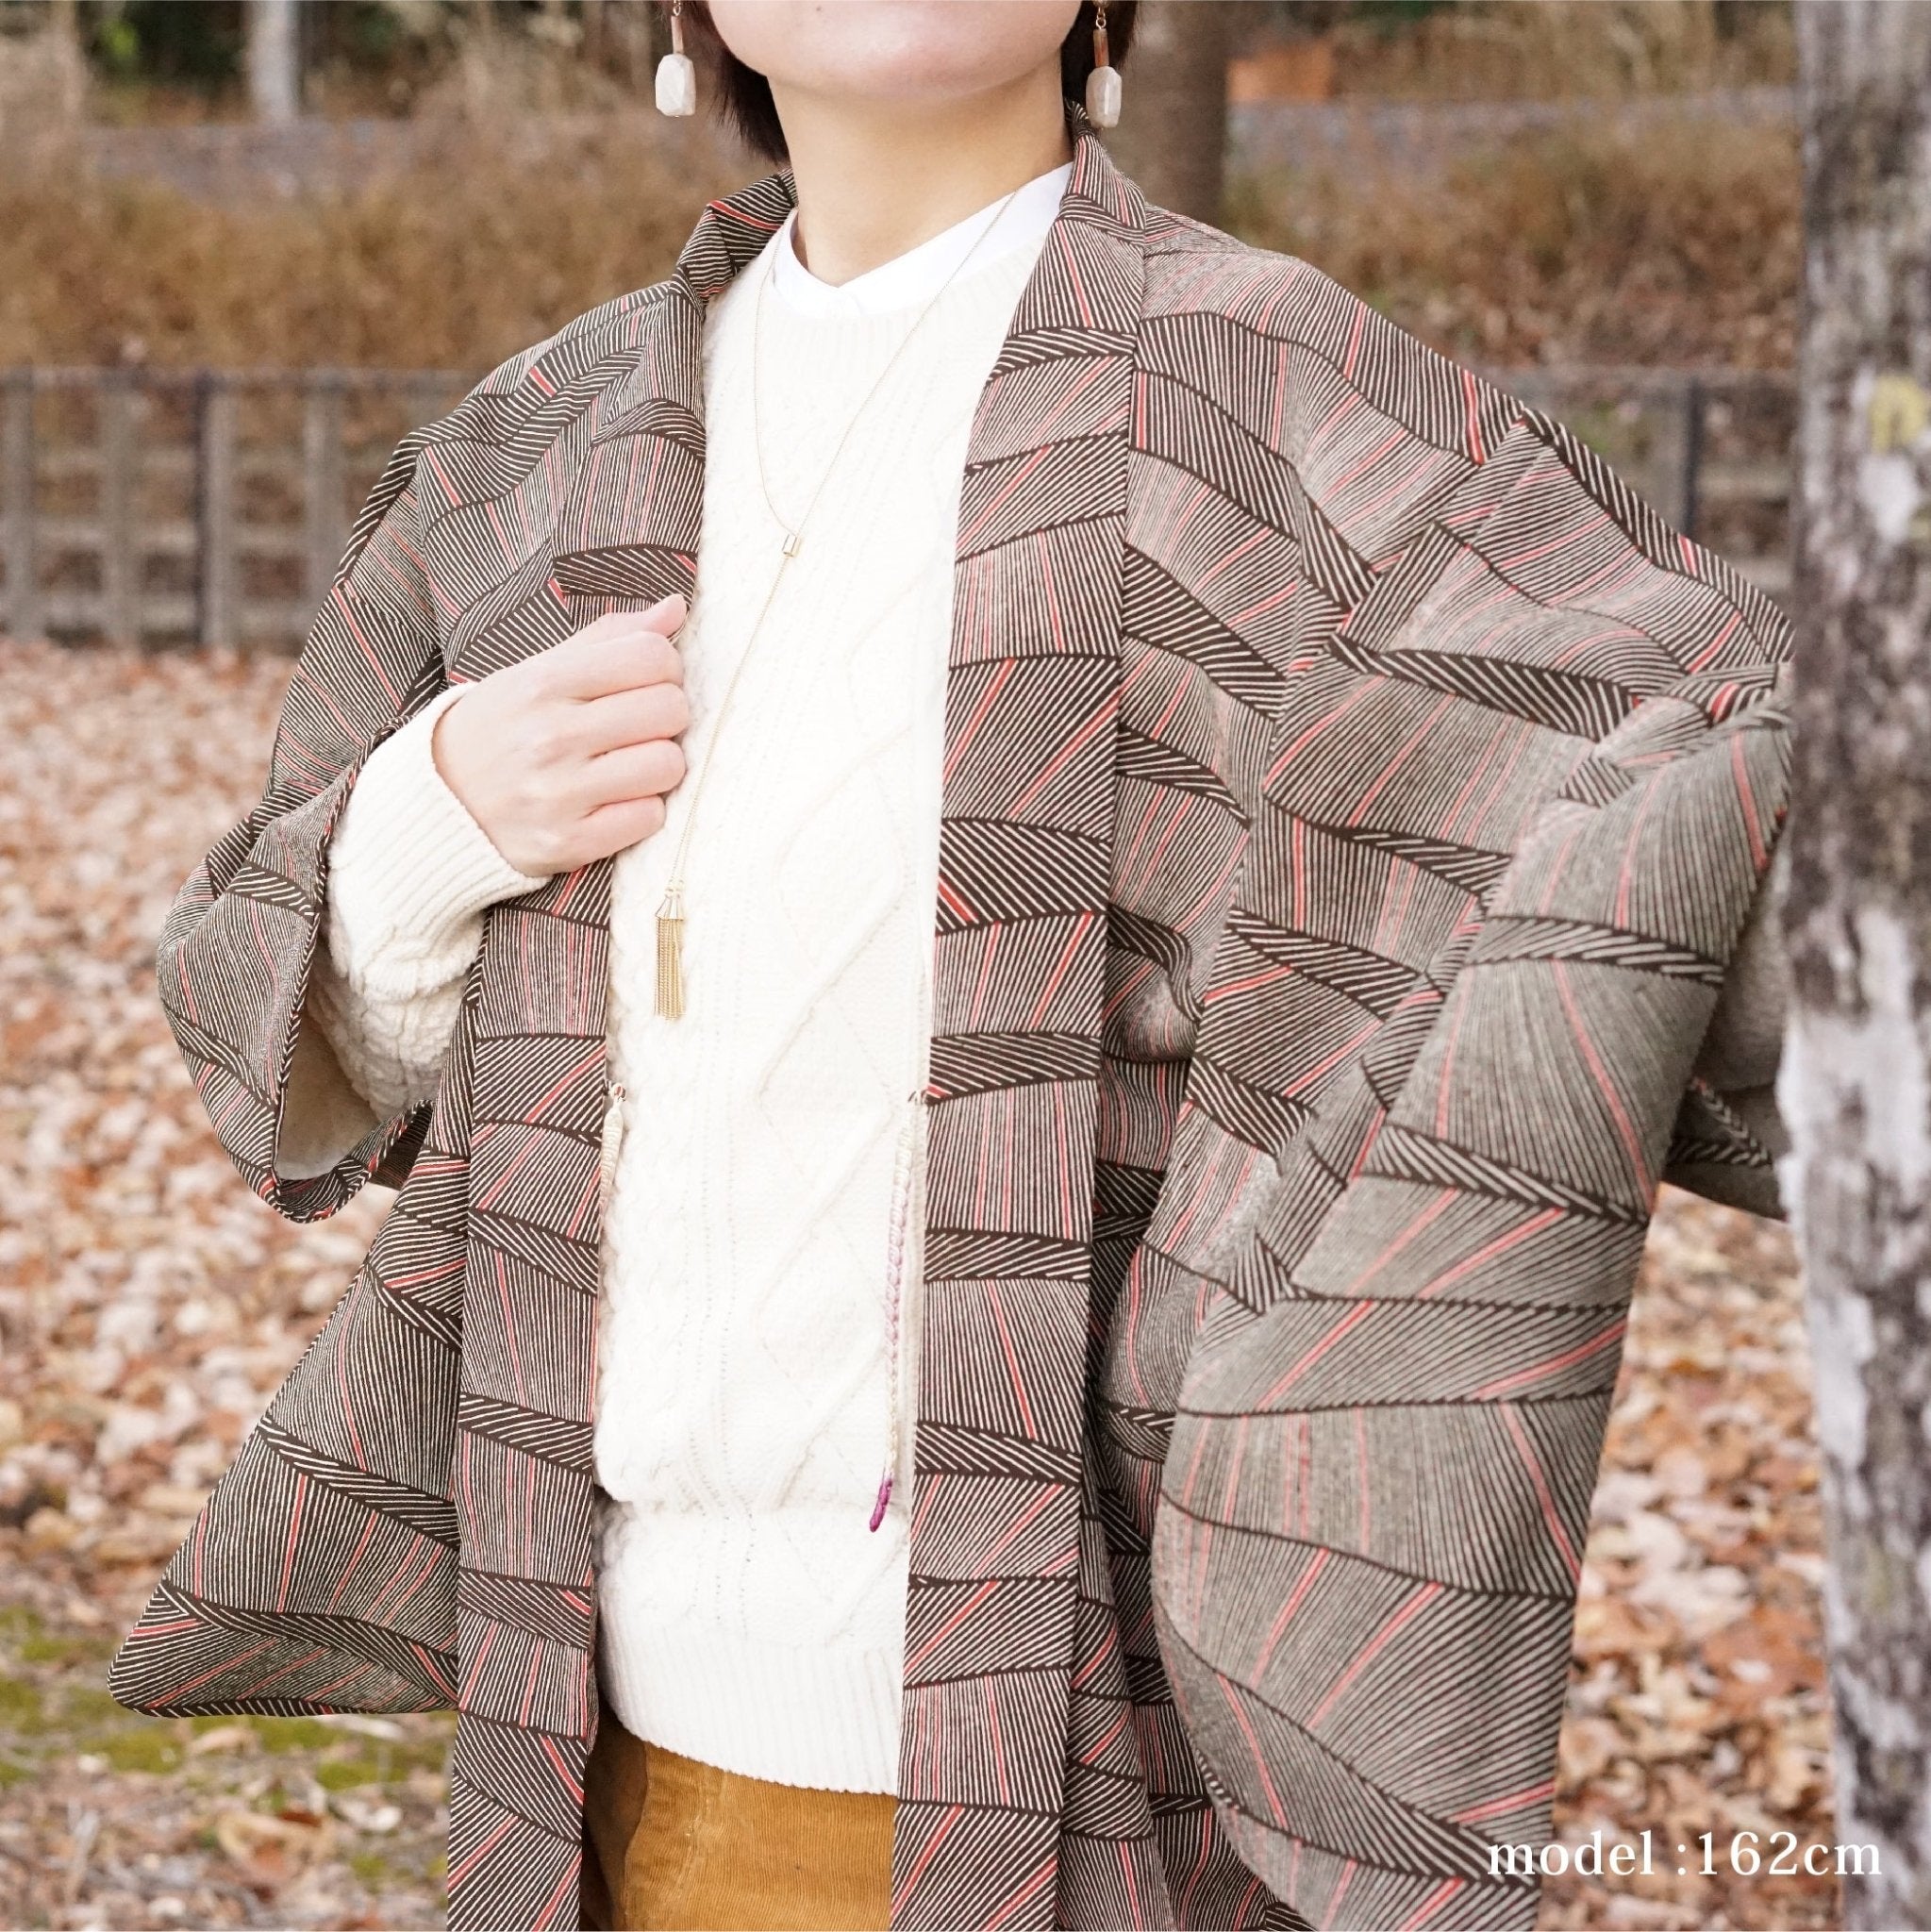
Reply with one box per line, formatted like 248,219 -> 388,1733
674,3 -> 1139,164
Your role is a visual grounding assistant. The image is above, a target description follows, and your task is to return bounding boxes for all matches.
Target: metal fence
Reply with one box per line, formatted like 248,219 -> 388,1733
0,363 -> 1795,654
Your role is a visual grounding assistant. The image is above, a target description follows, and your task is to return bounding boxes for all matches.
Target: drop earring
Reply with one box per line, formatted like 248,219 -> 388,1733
1085,5 -> 1121,128
657,0 -> 696,117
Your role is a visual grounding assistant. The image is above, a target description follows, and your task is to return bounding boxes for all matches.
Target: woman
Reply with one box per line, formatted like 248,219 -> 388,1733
110,7 -> 1790,1930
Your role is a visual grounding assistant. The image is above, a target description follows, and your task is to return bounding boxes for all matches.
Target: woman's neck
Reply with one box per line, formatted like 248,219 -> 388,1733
771,62 -> 1072,288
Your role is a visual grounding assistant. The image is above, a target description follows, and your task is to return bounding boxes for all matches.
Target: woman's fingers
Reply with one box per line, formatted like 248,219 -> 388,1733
573,595 -> 687,642
574,680 -> 691,756
543,601 -> 688,700
439,597 -> 691,868
580,737 -> 687,809
574,793 -> 669,861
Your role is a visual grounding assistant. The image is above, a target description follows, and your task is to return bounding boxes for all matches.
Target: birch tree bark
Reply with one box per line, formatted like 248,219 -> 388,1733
1782,5 -> 1931,1923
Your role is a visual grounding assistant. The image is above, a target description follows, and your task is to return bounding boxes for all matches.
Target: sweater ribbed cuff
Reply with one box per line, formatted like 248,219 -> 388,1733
327,688 -> 542,965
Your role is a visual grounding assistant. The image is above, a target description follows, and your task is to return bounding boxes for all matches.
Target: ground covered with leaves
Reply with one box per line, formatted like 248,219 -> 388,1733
0,640 -> 1834,1929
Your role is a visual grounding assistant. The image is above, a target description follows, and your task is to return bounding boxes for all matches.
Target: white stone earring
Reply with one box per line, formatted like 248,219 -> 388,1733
1085,5 -> 1121,128
657,0 -> 696,117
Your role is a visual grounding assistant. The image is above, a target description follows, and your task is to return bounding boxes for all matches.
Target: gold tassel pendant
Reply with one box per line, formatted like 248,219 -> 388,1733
655,884 -> 686,1020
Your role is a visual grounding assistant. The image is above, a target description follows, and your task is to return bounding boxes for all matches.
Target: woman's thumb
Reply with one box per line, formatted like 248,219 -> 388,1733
640,592 -> 688,635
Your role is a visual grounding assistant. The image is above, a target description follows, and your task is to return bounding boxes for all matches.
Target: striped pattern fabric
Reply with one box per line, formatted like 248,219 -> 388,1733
110,135 -> 1789,1932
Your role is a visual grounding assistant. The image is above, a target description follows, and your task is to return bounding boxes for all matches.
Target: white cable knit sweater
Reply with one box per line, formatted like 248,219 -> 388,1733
298,168 -> 1066,1793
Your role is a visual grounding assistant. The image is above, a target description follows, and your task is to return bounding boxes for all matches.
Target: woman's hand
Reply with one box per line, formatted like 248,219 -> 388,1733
432,596 -> 691,877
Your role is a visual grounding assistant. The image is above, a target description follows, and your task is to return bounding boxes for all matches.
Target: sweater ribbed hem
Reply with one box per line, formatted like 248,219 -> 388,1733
328,688 -> 541,958
596,1601 -> 903,1795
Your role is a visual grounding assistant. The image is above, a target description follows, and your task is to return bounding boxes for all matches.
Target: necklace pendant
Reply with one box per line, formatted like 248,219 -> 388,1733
781,529 -> 802,559
655,885 -> 686,1020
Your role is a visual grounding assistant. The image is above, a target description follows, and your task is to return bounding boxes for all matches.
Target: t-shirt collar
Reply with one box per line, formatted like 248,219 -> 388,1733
768,162 -> 1072,320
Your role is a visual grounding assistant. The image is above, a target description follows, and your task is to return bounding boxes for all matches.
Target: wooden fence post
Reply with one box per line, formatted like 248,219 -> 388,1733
99,373 -> 138,648
303,375 -> 346,610
196,372 -> 238,648
3,373 -> 36,643
1681,375 -> 1707,541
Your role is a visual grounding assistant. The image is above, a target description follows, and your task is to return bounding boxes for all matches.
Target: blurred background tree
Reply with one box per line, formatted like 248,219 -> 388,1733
1107,0 -> 1236,222
245,0 -> 296,123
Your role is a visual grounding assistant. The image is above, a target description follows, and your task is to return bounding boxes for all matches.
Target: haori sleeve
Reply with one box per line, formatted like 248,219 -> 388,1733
157,426 -> 454,1223
1665,839 -> 1790,1216
1146,407 -> 1792,1931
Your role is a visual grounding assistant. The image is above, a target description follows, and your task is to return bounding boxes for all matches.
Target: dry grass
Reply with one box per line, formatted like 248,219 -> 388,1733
1229,115 -> 1800,371
0,117 -> 723,373
0,0 -> 1798,377
0,108 -> 1797,376
1326,0 -> 1796,102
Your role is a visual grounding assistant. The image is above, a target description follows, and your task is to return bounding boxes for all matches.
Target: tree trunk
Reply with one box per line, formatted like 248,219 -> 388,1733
1783,5 -> 1931,1924
1106,1 -> 1234,225
245,0 -> 300,126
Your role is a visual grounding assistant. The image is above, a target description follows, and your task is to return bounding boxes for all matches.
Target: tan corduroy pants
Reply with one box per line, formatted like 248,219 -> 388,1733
580,1708 -> 894,1931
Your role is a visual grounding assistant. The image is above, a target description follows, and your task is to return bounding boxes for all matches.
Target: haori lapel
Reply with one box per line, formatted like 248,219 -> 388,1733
891,138 -> 1146,1932
547,174 -> 794,614
441,189 -> 782,1932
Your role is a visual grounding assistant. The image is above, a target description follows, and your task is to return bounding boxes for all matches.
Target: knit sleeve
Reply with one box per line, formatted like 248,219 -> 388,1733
279,688 -> 544,1174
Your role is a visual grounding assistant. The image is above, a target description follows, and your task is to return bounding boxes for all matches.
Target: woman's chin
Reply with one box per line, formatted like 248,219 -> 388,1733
707,0 -> 1079,107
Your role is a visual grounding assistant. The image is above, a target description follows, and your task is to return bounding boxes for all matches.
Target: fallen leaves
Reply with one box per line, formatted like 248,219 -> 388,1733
0,639 -> 1835,1929
211,1806 -> 337,1880
0,640 -> 447,1930
187,1726 -> 259,1759
1544,1200 -> 1836,1928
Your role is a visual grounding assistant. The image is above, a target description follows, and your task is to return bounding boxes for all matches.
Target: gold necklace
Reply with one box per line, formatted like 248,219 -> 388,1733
654,187 -> 1024,1018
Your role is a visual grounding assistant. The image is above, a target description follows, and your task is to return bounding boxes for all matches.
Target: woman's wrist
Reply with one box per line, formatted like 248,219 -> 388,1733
427,688 -> 525,873
329,691 -> 545,967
